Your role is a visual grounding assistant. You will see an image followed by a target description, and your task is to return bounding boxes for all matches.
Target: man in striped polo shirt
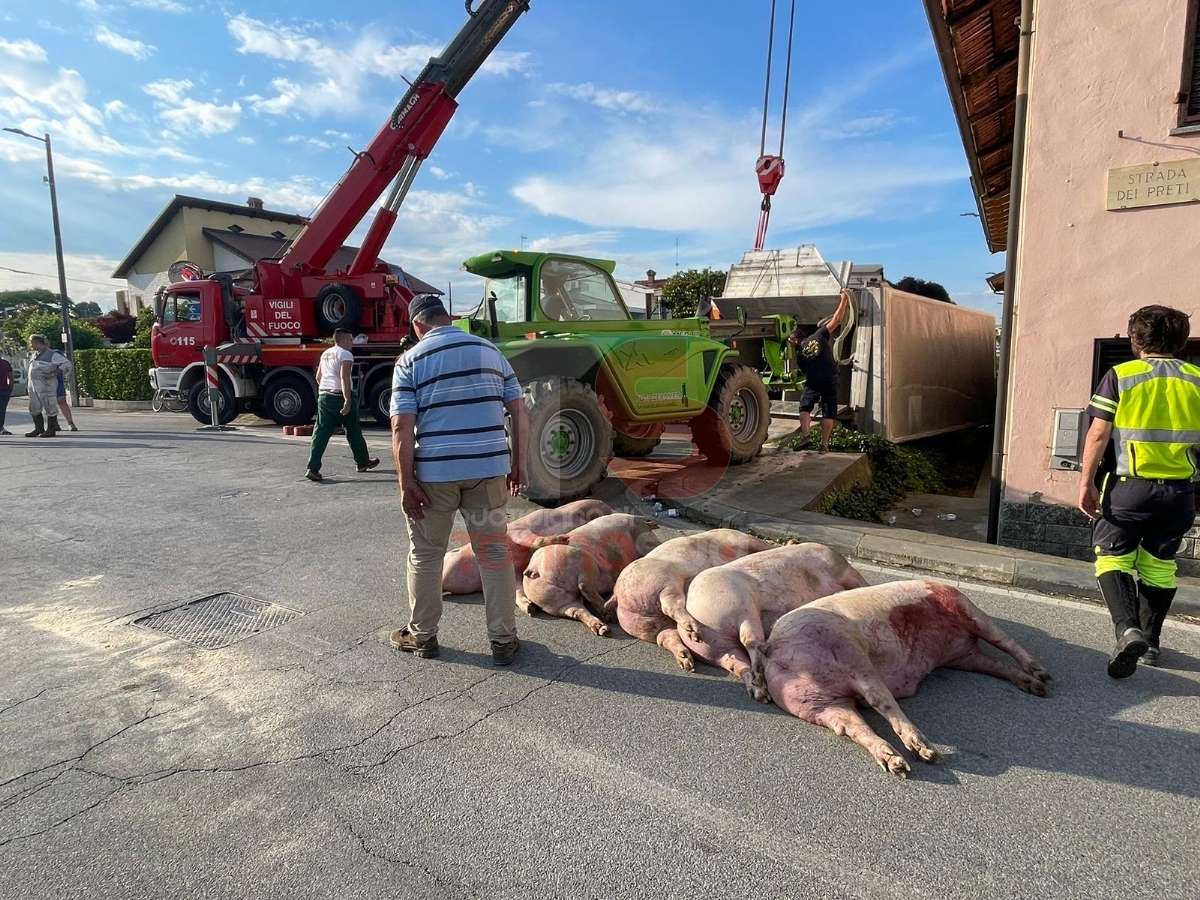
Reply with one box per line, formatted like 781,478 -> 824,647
388,294 -> 528,666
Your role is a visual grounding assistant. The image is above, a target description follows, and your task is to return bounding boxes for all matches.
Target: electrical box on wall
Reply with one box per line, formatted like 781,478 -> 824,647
1050,409 -> 1086,470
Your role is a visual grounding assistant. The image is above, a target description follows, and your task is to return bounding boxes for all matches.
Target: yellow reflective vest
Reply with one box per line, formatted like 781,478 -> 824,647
1105,358 -> 1200,479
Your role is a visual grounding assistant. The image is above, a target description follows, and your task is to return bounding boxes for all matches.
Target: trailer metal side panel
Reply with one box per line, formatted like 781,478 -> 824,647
881,286 -> 996,442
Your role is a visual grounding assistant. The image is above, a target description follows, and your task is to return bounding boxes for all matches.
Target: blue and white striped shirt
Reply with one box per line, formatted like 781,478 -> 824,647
391,326 -> 522,483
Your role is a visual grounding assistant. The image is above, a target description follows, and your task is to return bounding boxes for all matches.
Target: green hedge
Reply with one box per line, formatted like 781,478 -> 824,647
75,349 -> 154,401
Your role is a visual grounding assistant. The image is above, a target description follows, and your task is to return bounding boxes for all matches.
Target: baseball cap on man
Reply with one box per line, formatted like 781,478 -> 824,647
408,294 -> 448,321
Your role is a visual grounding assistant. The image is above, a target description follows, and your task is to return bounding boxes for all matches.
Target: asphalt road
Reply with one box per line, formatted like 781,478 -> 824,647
2,409 -> 1198,900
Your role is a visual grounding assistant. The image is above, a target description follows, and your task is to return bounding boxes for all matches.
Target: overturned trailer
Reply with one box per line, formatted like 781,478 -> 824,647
714,245 -> 996,443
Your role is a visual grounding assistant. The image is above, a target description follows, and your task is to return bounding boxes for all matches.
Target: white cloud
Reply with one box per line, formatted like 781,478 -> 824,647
228,14 -> 530,119
95,27 -> 154,60
0,38 -> 48,62
102,100 -> 136,121
0,251 -> 125,309
428,166 -> 456,180
548,82 -> 658,115
128,0 -> 187,11
284,134 -> 333,150
512,59 -> 964,238
525,231 -> 620,255
144,79 -> 241,135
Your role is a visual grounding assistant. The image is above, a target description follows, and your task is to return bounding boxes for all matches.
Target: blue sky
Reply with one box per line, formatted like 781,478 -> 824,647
0,0 -> 1001,314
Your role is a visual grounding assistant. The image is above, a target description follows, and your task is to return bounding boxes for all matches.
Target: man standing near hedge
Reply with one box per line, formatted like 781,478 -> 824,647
305,328 -> 379,481
0,355 -> 13,435
25,335 -> 72,438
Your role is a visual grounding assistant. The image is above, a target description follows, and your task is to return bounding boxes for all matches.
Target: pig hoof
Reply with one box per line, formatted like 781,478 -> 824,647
747,683 -> 771,703
677,653 -> 695,672
1023,675 -> 1050,698
1029,664 -> 1052,683
878,751 -> 910,778
915,745 -> 940,763
590,623 -> 611,637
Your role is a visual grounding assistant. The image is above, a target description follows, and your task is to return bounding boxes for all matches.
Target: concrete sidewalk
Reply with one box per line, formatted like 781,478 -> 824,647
665,467 -> 1200,619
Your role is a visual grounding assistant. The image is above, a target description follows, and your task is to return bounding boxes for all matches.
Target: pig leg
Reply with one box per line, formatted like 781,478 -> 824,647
714,648 -> 769,703
560,601 -> 611,637
579,581 -> 612,623
516,581 -> 538,617
655,627 -> 695,672
951,594 -> 1052,685
740,618 -> 769,691
853,676 -> 940,764
944,644 -> 1050,698
660,584 -> 702,643
814,704 -> 911,778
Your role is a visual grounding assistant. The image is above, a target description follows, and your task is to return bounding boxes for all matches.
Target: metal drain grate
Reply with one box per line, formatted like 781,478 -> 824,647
135,592 -> 302,650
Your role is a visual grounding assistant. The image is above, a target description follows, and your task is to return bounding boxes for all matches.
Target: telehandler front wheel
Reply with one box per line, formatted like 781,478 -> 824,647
690,363 -> 771,464
523,377 -> 613,505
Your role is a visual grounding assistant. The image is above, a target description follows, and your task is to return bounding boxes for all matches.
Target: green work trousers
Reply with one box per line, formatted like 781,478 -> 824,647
306,392 -> 370,472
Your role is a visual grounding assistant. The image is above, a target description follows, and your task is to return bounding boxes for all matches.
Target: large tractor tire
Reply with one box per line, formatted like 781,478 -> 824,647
188,377 -> 237,426
314,283 -> 362,333
524,377 -> 613,505
690,363 -> 771,465
263,374 -> 317,426
612,423 -> 664,458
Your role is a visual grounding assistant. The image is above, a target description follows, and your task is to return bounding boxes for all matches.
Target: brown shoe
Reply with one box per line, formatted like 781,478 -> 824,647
390,627 -> 440,659
491,637 -> 520,666
356,458 -> 380,472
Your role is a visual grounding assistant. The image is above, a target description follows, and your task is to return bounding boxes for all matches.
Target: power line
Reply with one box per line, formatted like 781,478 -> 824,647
0,265 -> 120,289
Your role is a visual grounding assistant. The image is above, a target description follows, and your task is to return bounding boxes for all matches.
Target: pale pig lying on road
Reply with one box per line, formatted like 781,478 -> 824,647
521,513 -> 661,636
682,543 -> 868,700
441,499 -> 613,594
763,579 -> 1051,777
608,529 -> 776,671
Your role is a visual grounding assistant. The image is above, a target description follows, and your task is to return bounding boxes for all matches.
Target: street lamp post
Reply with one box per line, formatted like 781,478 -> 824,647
3,127 -> 79,407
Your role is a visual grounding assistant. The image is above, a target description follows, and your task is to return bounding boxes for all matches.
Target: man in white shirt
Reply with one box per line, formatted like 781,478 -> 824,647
305,328 -> 379,481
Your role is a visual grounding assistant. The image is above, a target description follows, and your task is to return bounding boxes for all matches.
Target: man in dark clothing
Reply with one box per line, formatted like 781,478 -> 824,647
789,289 -> 852,453
0,356 -> 13,435
1080,305 -> 1200,678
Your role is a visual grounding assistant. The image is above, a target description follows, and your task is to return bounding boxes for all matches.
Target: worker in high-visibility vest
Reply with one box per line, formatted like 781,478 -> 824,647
1080,305 -> 1200,678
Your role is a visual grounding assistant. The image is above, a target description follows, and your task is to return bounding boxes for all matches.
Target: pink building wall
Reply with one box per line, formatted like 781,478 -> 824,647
1007,0 -> 1200,507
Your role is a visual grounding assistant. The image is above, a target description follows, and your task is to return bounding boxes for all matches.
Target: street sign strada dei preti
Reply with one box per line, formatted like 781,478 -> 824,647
1106,158 -> 1200,210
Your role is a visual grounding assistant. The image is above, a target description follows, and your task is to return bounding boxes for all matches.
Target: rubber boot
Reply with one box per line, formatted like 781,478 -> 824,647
40,416 -> 59,438
25,414 -> 44,438
1138,582 -> 1176,666
1098,571 -> 1147,678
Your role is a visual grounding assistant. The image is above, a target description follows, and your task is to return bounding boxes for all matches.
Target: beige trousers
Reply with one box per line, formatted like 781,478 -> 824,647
404,476 -> 516,643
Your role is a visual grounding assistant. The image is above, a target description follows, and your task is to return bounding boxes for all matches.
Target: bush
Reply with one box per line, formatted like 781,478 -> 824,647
131,307 -> 156,349
20,310 -> 105,351
807,425 -> 945,523
74,349 -> 154,401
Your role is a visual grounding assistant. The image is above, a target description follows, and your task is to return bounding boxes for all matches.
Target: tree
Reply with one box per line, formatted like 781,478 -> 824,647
74,301 -> 103,318
131,307 -> 157,349
0,288 -> 62,315
892,277 -> 954,304
660,268 -> 728,319
19,311 -> 105,351
95,311 -> 138,343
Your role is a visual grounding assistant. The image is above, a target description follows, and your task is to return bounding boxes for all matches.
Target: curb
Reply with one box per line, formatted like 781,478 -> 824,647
668,494 -> 1200,618
90,399 -> 153,411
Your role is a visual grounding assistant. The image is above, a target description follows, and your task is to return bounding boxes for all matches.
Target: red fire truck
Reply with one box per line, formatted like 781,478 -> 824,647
149,0 -> 530,426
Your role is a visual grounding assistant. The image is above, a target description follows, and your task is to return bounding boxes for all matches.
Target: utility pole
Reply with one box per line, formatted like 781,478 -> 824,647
3,127 -> 79,406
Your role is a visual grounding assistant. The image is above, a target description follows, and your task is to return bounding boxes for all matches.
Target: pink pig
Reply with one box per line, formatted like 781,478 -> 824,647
521,514 -> 661,635
681,543 -> 868,700
608,529 -> 776,671
441,499 -> 613,594
763,580 -> 1051,777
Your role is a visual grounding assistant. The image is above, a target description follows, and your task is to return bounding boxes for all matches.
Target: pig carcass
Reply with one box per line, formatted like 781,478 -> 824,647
521,513 -> 661,635
441,499 -> 613,594
682,543 -> 868,700
763,580 -> 1051,777
608,529 -> 776,670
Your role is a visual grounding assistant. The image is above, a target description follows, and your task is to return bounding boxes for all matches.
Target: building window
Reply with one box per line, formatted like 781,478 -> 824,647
1181,0 -> 1200,126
